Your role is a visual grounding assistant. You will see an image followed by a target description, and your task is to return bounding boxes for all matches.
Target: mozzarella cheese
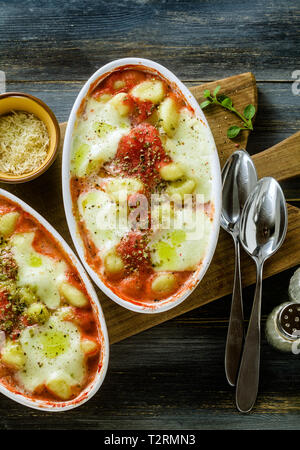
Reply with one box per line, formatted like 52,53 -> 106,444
163,108 -> 213,202
16,309 -> 85,394
71,97 -> 130,177
149,207 -> 211,271
11,232 -> 67,309
78,189 -> 129,259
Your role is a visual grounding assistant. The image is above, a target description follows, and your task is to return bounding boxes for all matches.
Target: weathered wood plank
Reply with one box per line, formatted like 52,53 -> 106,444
254,132 -> 300,181
0,0 -> 299,82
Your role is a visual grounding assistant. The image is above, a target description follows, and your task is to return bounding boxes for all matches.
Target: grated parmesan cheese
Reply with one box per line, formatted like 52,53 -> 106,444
0,111 -> 49,175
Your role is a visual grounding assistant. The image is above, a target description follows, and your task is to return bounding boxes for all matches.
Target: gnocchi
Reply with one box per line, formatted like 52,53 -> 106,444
158,96 -> 179,137
114,80 -> 125,90
98,93 -> 112,103
59,282 -> 89,308
104,250 -> 124,274
131,80 -> 165,104
0,212 -> 19,237
0,194 -> 103,406
105,177 -> 144,202
26,302 -> 50,324
19,286 -> 37,306
159,162 -> 184,181
45,371 -> 72,400
110,92 -> 130,116
166,178 -> 196,199
1,341 -> 25,370
81,338 -> 99,356
151,273 -> 176,294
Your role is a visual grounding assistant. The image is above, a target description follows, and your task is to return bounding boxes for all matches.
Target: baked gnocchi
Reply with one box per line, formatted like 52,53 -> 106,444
0,196 -> 104,405
69,65 -> 215,308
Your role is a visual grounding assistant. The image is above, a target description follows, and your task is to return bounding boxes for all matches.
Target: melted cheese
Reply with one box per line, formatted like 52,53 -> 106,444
78,189 -> 129,259
10,232 -> 67,309
16,309 -> 85,393
149,207 -> 211,271
163,108 -> 213,202
71,97 -> 130,177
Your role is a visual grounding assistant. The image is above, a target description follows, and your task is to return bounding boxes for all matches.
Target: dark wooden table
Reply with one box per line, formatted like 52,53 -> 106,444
0,0 -> 300,430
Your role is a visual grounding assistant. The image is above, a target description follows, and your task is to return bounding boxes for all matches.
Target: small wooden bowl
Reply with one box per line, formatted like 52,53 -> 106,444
0,92 -> 60,183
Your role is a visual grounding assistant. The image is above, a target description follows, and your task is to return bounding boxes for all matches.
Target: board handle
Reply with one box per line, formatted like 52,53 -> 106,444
253,131 -> 300,182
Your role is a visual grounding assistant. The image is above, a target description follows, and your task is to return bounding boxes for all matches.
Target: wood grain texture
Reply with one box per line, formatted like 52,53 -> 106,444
254,131 -> 300,181
1,0 -> 299,82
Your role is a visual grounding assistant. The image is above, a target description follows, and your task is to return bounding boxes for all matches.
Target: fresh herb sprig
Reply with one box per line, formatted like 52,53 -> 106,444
200,86 -> 256,139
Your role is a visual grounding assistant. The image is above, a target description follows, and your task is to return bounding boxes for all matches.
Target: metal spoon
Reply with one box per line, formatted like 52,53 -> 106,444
236,177 -> 288,412
221,150 -> 257,386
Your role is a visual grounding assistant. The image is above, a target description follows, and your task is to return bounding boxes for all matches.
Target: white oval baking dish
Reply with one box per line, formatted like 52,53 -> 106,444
0,188 -> 109,411
62,58 -> 221,314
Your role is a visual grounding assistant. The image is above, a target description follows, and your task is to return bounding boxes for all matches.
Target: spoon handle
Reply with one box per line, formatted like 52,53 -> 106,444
225,236 -> 244,386
235,262 -> 263,412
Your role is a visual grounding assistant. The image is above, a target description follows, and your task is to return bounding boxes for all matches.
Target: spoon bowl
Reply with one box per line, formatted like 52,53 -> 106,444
239,177 -> 288,263
221,150 -> 258,235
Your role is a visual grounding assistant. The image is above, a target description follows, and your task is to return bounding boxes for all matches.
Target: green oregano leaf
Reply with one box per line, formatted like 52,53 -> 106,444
213,85 -> 221,96
200,100 -> 211,109
243,104 -> 256,120
221,97 -> 233,108
227,125 -> 241,138
201,86 -> 255,140
217,94 -> 227,103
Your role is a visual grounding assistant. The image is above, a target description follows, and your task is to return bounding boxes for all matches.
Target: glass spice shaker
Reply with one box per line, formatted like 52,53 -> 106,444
289,268 -> 300,303
266,302 -> 300,353
266,268 -> 300,353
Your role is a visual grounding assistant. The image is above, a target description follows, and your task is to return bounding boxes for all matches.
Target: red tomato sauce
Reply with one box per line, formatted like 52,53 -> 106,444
92,69 -> 146,98
107,123 -> 171,191
0,196 -> 102,403
117,231 -> 152,273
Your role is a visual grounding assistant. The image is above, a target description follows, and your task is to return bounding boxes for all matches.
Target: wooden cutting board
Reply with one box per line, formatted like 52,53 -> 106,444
1,73 -> 300,344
